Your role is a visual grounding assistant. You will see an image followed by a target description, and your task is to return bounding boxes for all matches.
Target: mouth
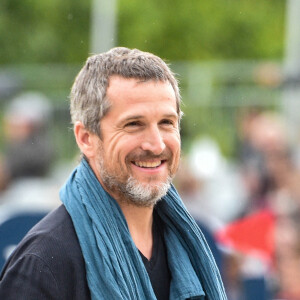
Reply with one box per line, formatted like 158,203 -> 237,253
132,160 -> 165,169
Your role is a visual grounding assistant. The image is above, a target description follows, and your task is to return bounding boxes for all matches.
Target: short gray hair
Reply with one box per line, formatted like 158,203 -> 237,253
70,47 -> 181,136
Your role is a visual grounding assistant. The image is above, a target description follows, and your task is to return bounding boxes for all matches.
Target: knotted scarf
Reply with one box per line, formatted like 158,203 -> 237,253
60,159 -> 227,300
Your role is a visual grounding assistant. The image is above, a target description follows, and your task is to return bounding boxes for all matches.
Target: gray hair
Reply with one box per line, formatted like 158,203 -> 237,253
70,47 -> 181,136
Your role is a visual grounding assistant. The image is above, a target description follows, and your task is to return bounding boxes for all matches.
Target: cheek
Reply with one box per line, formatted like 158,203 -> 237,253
108,140 -> 137,169
168,136 -> 181,163
172,148 -> 181,170
170,133 -> 181,153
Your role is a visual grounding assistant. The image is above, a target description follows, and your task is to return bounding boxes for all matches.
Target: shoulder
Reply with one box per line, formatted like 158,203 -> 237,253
12,205 -> 82,265
0,205 -> 90,300
0,252 -> 61,299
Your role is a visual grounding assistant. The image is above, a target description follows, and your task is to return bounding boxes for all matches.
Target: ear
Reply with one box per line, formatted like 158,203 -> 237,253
74,121 -> 98,159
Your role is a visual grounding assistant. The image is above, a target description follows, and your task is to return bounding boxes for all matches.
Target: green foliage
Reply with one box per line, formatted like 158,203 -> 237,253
0,0 -> 286,64
118,0 -> 286,61
0,0 -> 91,64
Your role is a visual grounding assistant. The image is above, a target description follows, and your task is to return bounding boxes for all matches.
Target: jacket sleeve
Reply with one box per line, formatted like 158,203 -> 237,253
0,254 -> 61,300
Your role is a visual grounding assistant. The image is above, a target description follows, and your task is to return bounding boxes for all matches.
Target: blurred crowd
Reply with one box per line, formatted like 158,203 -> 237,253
1,92 -> 300,299
176,107 -> 300,299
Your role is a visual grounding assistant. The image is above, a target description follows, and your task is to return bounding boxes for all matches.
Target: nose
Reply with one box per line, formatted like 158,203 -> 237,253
140,126 -> 166,155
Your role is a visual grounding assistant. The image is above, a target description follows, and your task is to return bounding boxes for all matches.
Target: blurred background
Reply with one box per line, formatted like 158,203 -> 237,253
1,0 -> 300,299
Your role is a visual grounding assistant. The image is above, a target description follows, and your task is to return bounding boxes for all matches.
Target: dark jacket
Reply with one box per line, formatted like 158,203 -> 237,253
0,205 -> 91,300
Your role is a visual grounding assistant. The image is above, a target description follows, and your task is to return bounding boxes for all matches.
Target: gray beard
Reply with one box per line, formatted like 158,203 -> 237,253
102,173 -> 172,207
116,175 -> 172,207
98,159 -> 172,207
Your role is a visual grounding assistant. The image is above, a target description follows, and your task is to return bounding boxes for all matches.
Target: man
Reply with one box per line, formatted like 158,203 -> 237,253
0,47 -> 226,299
0,92 -> 54,191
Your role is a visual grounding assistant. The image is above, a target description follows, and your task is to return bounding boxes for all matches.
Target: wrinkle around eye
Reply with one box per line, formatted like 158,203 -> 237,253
159,119 -> 179,130
125,121 -> 141,127
122,121 -> 145,133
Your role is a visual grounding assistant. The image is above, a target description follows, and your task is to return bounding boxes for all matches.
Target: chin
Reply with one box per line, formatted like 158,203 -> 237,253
123,176 -> 171,207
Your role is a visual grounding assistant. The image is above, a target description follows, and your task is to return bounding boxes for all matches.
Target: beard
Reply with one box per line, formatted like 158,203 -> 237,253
96,146 -> 176,207
102,173 -> 172,207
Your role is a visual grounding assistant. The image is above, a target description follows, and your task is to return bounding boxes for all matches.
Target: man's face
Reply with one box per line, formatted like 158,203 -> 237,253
92,75 -> 181,207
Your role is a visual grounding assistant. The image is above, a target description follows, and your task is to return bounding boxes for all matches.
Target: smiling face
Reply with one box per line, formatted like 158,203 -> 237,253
90,75 -> 181,207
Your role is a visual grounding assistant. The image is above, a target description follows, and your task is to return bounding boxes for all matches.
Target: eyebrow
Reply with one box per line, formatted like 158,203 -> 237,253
122,113 -> 178,122
122,115 -> 143,122
162,113 -> 179,119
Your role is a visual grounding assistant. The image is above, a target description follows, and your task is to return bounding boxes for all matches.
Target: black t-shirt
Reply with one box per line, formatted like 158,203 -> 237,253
139,211 -> 171,300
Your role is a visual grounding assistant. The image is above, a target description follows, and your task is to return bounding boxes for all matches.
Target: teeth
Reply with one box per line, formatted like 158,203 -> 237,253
135,161 -> 162,168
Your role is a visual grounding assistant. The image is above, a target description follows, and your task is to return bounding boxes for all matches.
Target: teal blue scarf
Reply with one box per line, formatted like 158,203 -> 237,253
60,159 -> 227,300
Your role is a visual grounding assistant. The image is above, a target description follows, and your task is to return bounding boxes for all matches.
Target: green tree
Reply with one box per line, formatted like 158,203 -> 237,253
0,0 -> 90,64
118,0 -> 285,60
0,0 -> 286,64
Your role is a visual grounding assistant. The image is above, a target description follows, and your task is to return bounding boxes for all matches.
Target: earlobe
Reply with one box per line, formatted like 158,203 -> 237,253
74,121 -> 97,158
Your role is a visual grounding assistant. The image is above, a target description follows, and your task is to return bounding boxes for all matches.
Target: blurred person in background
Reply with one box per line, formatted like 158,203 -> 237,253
0,92 -> 54,192
274,212 -> 300,299
175,141 -> 251,300
0,92 -> 59,221
177,137 -> 248,226
0,47 -> 226,300
174,156 -> 224,272
236,109 -> 300,214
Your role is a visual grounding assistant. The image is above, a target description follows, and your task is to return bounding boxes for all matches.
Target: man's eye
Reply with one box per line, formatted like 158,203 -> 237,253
160,119 -> 174,126
125,121 -> 140,127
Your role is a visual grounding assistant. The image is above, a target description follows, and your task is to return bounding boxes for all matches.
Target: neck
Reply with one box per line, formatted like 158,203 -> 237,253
119,202 -> 154,260
90,164 -> 155,259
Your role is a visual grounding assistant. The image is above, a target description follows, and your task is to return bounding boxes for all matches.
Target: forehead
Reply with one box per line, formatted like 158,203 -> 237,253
106,75 -> 177,112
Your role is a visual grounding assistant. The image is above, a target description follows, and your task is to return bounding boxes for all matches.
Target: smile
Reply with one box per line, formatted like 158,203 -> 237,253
133,160 -> 164,168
